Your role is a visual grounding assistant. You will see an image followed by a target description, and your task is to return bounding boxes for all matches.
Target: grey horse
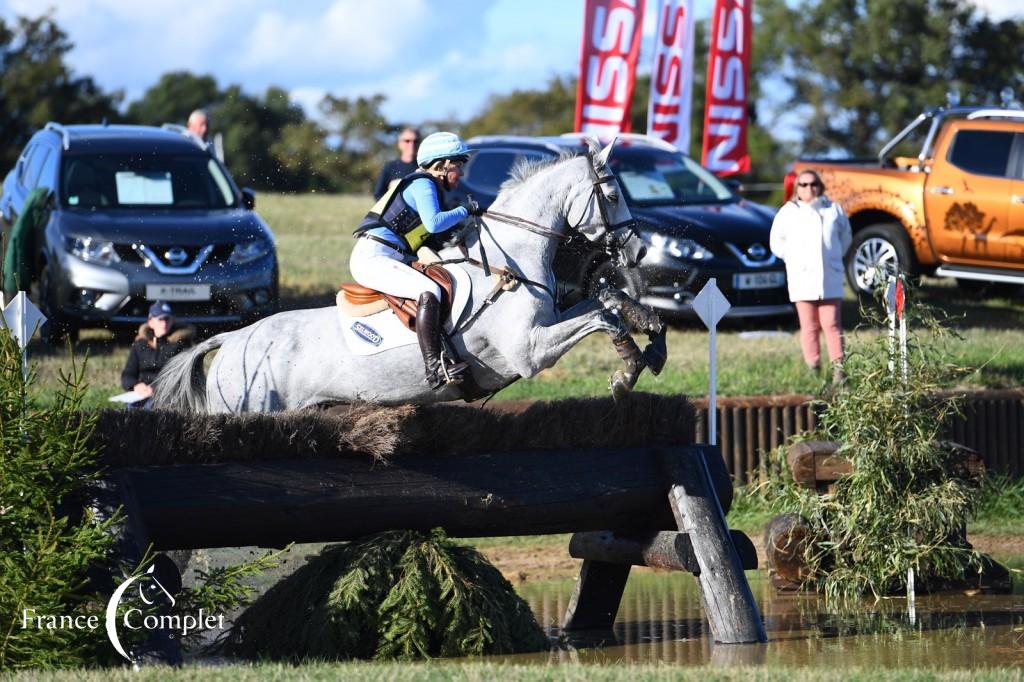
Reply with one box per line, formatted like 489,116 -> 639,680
153,138 -> 659,413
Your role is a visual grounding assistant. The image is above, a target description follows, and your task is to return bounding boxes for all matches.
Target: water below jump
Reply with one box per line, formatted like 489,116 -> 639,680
503,558 -> 1024,668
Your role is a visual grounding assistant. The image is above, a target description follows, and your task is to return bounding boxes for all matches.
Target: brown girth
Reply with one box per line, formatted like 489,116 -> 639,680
339,262 -> 454,332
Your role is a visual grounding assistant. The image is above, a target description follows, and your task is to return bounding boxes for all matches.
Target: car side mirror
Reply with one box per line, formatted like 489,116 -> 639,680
724,179 -> 743,195
241,187 -> 256,210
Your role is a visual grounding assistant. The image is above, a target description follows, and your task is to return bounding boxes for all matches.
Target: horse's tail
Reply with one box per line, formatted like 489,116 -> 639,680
152,334 -> 225,413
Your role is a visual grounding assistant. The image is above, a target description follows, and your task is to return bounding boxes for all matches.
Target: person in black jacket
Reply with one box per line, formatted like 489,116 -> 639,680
372,127 -> 420,200
120,301 -> 196,406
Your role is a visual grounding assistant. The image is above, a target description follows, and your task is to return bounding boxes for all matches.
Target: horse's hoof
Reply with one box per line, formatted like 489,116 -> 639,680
642,345 -> 667,376
610,370 -> 635,401
642,331 -> 668,376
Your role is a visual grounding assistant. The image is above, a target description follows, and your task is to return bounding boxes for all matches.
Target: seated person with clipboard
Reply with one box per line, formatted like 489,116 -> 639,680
114,301 -> 196,407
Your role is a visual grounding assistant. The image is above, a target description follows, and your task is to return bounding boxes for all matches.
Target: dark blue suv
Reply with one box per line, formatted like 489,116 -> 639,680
450,133 -> 791,320
0,123 -> 279,340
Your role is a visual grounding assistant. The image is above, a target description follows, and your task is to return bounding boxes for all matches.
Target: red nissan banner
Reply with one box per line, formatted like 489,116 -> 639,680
701,0 -> 752,175
575,0 -> 646,135
647,0 -> 696,152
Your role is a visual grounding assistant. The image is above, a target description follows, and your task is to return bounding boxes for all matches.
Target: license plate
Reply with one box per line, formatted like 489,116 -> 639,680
733,271 -> 785,290
145,284 -> 211,301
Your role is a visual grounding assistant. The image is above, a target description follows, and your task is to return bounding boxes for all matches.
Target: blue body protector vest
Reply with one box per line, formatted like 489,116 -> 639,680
354,172 -> 437,253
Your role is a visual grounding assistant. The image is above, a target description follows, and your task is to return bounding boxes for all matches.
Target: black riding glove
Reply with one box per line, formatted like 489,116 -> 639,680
464,197 -> 485,216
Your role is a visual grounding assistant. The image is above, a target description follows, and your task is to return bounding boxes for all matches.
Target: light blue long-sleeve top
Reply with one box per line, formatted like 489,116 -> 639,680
367,177 -> 468,250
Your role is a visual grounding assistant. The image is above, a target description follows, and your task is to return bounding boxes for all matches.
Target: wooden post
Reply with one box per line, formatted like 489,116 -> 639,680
561,560 -> 632,631
568,530 -> 757,573
92,475 -> 183,666
660,446 -> 767,644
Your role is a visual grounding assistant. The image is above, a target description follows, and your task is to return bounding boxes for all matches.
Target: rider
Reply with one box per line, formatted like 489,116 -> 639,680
350,131 -> 483,390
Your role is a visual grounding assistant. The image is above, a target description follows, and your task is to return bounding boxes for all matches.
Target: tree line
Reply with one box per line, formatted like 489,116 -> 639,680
2,2 -> 1022,195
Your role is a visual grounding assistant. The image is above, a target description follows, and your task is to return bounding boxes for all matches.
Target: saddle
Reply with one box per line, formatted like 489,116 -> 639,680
338,262 -> 454,331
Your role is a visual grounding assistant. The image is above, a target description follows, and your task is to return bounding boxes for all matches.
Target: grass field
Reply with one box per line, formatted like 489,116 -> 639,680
13,664 -> 1024,680
19,192 -> 1024,408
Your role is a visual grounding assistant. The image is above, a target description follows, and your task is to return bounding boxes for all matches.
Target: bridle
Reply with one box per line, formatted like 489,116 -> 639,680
435,152 -> 644,333
481,153 -> 641,258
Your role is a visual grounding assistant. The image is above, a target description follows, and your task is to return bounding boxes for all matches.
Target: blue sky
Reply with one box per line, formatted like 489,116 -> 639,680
0,0 -> 709,123
2,0 -> 1020,127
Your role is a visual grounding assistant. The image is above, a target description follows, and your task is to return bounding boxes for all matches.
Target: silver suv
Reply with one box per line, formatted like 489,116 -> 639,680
0,123 -> 279,340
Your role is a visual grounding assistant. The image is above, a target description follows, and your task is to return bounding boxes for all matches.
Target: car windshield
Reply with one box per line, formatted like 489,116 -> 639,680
609,148 -> 734,206
60,153 -> 236,209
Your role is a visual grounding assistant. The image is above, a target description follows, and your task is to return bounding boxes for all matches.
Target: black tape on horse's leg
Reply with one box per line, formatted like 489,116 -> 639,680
598,288 -> 664,336
609,332 -> 646,401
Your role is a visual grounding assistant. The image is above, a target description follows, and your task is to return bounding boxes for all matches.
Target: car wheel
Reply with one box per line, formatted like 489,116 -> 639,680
845,223 -> 915,296
585,259 -> 644,301
35,264 -> 77,345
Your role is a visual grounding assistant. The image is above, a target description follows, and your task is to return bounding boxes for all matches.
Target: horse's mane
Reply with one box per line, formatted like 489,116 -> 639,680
501,149 -> 578,192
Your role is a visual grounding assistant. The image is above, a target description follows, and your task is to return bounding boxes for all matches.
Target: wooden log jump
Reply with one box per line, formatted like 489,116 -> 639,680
115,446 -> 733,549
109,444 -> 766,645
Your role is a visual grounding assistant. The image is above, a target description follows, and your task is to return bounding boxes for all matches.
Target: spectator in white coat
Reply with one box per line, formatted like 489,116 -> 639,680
770,169 -> 852,382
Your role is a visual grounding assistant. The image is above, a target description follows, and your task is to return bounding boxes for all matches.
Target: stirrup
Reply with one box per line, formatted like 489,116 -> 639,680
429,351 -> 468,390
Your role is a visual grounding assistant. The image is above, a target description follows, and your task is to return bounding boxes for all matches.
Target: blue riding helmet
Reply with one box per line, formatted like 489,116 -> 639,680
417,132 -> 470,168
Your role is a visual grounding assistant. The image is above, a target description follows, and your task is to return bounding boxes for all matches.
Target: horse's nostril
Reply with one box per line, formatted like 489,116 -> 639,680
637,245 -> 647,262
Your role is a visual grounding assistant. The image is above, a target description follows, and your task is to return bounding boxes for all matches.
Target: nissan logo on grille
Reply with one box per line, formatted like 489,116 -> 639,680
746,243 -> 768,260
164,247 -> 189,266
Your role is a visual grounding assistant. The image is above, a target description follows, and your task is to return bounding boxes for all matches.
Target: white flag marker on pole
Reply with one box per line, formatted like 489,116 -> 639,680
692,278 -> 731,446
884,274 -> 915,624
2,292 -> 47,383
885,278 -> 897,374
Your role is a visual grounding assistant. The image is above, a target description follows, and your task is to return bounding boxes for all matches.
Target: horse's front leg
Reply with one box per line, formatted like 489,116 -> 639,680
513,300 -> 625,377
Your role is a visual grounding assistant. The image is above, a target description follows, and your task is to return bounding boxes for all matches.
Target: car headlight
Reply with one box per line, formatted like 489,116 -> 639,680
64,236 -> 120,266
647,233 -> 712,261
229,238 -> 271,265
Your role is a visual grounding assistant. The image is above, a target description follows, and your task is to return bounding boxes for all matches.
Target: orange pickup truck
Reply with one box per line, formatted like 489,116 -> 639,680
786,106 -> 1024,295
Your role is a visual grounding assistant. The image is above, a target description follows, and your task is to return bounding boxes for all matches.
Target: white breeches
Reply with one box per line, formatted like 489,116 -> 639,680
349,237 -> 441,300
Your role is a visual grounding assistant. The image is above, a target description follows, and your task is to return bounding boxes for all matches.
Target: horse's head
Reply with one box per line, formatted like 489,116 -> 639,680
567,138 -> 646,269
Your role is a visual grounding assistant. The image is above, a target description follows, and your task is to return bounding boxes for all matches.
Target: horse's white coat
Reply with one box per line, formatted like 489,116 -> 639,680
338,261 -> 474,355
153,140 -> 644,413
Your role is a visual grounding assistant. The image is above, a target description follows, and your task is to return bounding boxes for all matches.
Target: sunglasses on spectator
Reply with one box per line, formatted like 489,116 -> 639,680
797,181 -> 822,188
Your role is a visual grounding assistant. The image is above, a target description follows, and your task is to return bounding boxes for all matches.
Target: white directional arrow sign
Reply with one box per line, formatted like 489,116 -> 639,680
692,278 -> 732,329
692,279 -> 731,446
3,292 -> 47,350
3,292 -> 47,386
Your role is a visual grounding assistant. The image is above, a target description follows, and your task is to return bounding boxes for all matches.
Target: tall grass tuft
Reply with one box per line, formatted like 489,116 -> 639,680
794,287 -> 985,603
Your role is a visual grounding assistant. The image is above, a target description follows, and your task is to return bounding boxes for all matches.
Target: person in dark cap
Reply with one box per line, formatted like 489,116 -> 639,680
120,301 -> 196,406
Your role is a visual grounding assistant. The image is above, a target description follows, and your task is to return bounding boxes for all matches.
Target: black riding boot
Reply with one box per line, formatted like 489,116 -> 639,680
417,292 -> 469,390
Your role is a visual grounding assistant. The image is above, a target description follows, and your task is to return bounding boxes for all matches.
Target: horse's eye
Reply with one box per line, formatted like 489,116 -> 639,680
606,189 -> 619,203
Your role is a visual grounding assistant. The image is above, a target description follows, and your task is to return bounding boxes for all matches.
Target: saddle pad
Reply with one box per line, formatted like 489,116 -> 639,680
337,262 -> 472,356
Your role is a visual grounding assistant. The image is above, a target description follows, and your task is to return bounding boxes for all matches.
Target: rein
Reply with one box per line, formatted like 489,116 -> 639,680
432,251 -> 555,335
479,166 -> 635,242
479,209 -> 566,241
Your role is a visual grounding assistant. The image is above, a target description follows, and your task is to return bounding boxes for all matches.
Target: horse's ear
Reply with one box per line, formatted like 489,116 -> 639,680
595,138 -> 617,169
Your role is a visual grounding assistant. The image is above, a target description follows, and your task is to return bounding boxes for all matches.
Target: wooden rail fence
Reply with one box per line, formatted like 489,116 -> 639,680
691,389 -> 1024,485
